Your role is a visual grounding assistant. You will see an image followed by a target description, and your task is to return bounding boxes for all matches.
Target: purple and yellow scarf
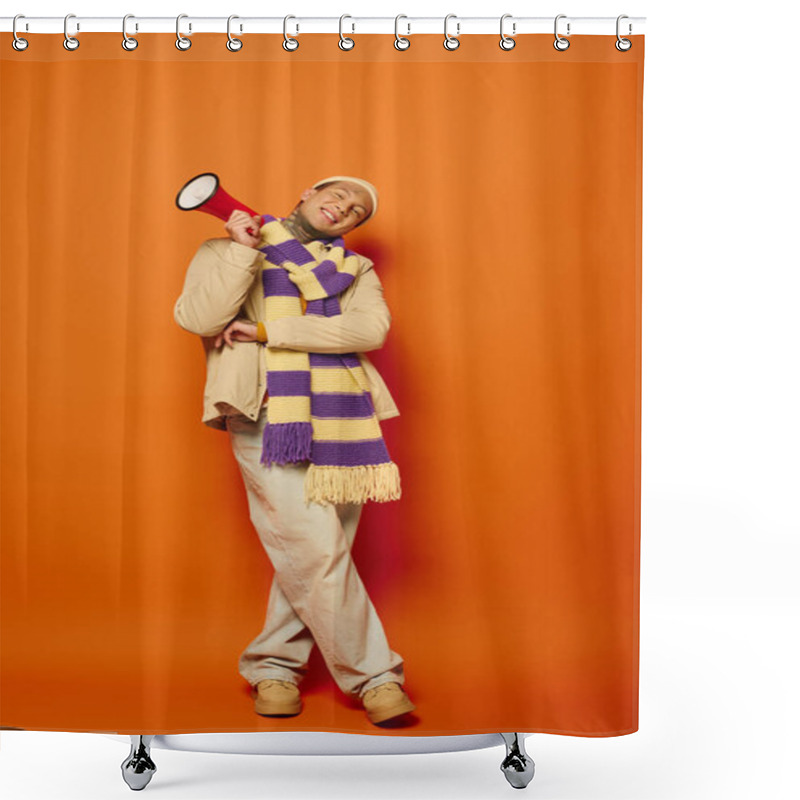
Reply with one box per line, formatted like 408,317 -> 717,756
256,213 -> 401,507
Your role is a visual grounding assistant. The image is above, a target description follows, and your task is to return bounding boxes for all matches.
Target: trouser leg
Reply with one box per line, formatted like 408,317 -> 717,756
237,501 -> 361,687
227,408 -> 405,699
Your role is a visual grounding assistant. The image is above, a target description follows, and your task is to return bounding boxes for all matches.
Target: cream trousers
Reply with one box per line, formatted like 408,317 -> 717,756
226,404 -> 406,699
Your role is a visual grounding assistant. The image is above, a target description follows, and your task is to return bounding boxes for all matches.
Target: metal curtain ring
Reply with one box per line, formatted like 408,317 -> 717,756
176,14 -> 191,50
227,15 -> 243,51
12,14 -> 29,51
615,14 -> 632,51
339,14 -> 355,50
499,14 -> 516,50
283,15 -> 299,51
553,14 -> 570,51
122,14 -> 138,50
394,15 -> 410,51
443,13 -> 460,51
64,13 -> 80,51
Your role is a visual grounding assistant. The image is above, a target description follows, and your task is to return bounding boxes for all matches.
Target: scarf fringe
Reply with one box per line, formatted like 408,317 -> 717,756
260,421 -> 313,466
304,462 -> 402,505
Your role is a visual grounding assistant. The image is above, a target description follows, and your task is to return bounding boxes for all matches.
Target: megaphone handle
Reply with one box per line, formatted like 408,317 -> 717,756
246,213 -> 263,240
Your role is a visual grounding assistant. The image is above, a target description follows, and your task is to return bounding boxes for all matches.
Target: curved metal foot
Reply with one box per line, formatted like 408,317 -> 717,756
500,733 -> 535,789
121,735 -> 157,791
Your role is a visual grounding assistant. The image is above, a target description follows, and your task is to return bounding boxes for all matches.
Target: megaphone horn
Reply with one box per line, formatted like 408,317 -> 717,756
175,172 -> 260,236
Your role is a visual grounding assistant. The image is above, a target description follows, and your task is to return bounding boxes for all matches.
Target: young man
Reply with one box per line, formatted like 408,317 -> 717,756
174,176 -> 415,725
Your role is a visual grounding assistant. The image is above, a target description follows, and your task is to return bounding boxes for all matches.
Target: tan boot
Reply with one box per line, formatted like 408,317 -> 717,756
254,679 -> 302,717
361,682 -> 416,724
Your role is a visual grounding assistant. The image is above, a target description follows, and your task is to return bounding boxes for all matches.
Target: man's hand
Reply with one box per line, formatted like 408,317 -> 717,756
214,319 -> 261,348
225,210 -> 263,248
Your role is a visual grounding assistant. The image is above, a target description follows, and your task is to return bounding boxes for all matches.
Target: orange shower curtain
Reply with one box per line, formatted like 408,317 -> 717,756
0,32 -> 643,736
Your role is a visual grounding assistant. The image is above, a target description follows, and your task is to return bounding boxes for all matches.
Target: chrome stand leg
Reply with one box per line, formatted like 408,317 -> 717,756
121,735 -> 157,791
500,733 -> 535,789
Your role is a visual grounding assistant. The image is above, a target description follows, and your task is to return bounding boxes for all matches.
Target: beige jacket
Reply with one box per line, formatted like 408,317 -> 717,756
174,237 -> 400,430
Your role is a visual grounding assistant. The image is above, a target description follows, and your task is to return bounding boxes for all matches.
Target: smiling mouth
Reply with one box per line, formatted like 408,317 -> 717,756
321,208 -> 338,224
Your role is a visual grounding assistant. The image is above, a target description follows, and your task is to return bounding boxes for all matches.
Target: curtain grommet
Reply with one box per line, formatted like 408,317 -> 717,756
394,15 -> 411,51
499,14 -> 516,50
443,13 -> 460,51
553,14 -> 570,51
122,14 -> 138,51
176,14 -> 192,51
615,15 -> 632,51
338,14 -> 355,50
226,15 -> 243,51
12,14 -> 29,51
283,15 -> 299,51
63,13 -> 80,51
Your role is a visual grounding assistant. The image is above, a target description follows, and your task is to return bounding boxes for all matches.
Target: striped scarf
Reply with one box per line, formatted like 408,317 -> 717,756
256,213 -> 401,507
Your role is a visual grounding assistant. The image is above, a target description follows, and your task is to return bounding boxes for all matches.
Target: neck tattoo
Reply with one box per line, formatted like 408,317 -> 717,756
282,209 -> 323,244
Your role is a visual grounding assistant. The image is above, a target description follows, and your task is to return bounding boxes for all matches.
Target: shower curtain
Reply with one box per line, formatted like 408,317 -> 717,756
0,30 -> 644,737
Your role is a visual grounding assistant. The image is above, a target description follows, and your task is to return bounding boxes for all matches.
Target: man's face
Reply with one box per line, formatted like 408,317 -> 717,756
296,182 -> 373,238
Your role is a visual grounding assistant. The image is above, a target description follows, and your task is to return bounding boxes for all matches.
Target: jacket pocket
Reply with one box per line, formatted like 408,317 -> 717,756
206,341 -> 261,414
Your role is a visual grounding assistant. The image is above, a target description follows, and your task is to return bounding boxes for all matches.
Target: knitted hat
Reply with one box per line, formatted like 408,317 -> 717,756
311,176 -> 378,222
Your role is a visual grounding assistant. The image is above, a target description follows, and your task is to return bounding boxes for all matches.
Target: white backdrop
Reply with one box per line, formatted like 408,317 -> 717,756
1,1 -> 798,798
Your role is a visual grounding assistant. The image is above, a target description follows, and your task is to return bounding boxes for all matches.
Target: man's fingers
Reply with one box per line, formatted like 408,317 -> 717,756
219,321 -> 258,348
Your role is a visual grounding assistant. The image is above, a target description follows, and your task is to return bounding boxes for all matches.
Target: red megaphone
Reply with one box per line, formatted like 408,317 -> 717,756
175,172 -> 261,236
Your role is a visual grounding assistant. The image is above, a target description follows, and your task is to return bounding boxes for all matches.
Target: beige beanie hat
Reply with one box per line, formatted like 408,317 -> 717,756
311,176 -> 378,222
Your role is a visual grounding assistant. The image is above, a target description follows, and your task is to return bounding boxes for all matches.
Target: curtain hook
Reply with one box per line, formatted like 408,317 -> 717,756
12,14 -> 29,51
227,15 -> 243,51
553,14 -> 570,51
339,14 -> 355,50
283,15 -> 299,51
63,13 -> 80,51
394,15 -> 411,51
122,14 -> 138,51
499,14 -> 516,50
443,13 -> 460,51
615,14 -> 632,51
176,14 -> 192,51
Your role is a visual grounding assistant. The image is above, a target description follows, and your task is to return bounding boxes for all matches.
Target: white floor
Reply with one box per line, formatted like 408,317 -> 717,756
2,598 -> 797,800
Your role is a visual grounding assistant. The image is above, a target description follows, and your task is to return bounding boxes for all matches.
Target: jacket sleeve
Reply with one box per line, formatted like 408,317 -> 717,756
174,238 -> 264,337
264,260 -> 391,354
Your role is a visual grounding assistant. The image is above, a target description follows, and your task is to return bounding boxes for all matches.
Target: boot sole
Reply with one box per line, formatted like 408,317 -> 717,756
365,697 -> 416,724
254,697 -> 302,716
254,686 -> 303,717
